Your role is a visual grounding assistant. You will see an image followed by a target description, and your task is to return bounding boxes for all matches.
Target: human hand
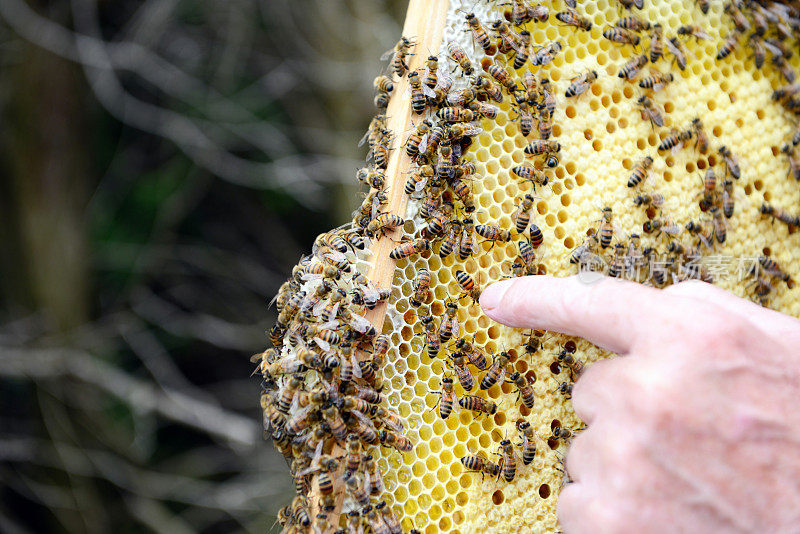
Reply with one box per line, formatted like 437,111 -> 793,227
480,276 -> 800,534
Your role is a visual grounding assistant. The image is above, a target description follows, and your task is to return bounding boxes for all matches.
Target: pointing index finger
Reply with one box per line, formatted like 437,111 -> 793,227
479,275 -> 681,354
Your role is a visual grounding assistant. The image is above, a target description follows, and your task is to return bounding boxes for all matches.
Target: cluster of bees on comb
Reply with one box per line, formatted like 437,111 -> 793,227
566,0 -> 797,303
259,0 -> 800,532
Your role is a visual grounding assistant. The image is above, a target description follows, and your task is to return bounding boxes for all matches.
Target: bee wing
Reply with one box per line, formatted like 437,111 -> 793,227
352,352 -> 363,378
324,250 -> 347,263
312,297 -> 328,317
289,392 -> 301,415
665,224 -> 682,236
353,409 -> 374,429
451,392 -> 462,412
422,84 -> 437,99
314,337 -> 331,352
415,176 -> 429,192
297,463 -> 321,477
380,48 -> 396,61
384,410 -> 405,432
694,30 -> 712,40
461,124 -> 484,136
300,272 -> 323,282
348,311 -> 373,333
358,129 -> 371,148
451,320 -> 460,341
329,301 -> 341,319
436,73 -> 453,90
417,134 -> 428,155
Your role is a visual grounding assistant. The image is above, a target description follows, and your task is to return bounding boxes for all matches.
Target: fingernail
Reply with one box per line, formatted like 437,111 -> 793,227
480,280 -> 512,314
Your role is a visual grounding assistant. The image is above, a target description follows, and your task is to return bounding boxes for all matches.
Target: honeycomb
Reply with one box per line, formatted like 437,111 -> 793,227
262,0 -> 800,533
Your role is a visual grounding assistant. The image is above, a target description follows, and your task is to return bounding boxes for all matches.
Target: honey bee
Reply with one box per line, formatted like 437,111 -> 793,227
407,71 -> 429,115
603,26 -> 640,46
638,70 -> 673,91
428,73 -> 454,106
539,78 -> 556,115
618,0 -> 644,9
700,168 -> 718,211
449,122 -> 485,141
373,75 -> 394,93
524,329 -> 546,356
463,13 -> 492,54
677,25 -> 712,41
381,36 -> 413,77
569,234 -> 599,265
689,118 -> 710,153
389,238 -> 429,260
509,371 -> 535,408
529,3 -> 549,22
485,62 -> 518,93
473,73 -> 504,103
455,270 -> 482,302
447,42 -> 474,76
747,34 -> 766,69
772,83 -> 800,102
379,430 -> 413,452
532,40 -> 563,66
406,120 -> 431,158
514,102 -> 534,137
481,351 -> 510,390
709,205 -> 726,244
759,256 -> 792,285
643,217 -> 682,236
410,268 -> 431,307
455,337 -> 489,370
459,218 -> 478,261
717,30 -> 742,60
518,239 -> 536,272
554,379 -> 573,397
439,302 -> 460,344
435,376 -> 459,419
608,245 -> 626,277
627,156 -> 654,187
616,16 -> 650,32
451,352 -> 476,391
565,70 -> 598,98
459,395 -> 498,415
366,213 -> 405,239
375,502 -> 402,534
637,95 -> 664,128
451,178 -> 474,211
772,56 -> 797,84
524,139 -> 561,158
292,495 -> 312,527
718,146 -> 741,179
343,471 -> 370,507
285,405 -> 316,435
685,219 -> 714,247
632,191 -> 665,207
439,220 -> 461,259
551,425 -> 575,443
658,128 -> 691,152
783,144 -> 800,180
492,20 -> 524,56
422,55 -> 439,89
557,345 -> 585,378
598,207 -> 614,248
518,421 -> 538,465
761,203 -> 800,227
421,315 -> 441,358
476,224 -> 512,244
344,434 -> 363,473
276,375 -> 304,413
721,180 -> 734,219
499,439 -> 517,482
513,31 -> 532,70
461,453 -> 501,479
436,107 -> 475,123
666,36 -> 689,70
618,54 -> 648,80
648,23 -> 663,62
724,2 -> 751,32
510,0 -> 533,25
529,223 -> 544,250
556,8 -> 592,31
513,194 -> 535,234
363,505 -> 390,534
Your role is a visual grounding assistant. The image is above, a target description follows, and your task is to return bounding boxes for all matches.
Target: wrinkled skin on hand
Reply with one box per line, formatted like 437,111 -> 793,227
481,276 -> 800,534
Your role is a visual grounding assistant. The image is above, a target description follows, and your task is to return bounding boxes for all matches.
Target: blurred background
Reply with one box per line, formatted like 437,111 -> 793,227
0,0 -> 405,531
